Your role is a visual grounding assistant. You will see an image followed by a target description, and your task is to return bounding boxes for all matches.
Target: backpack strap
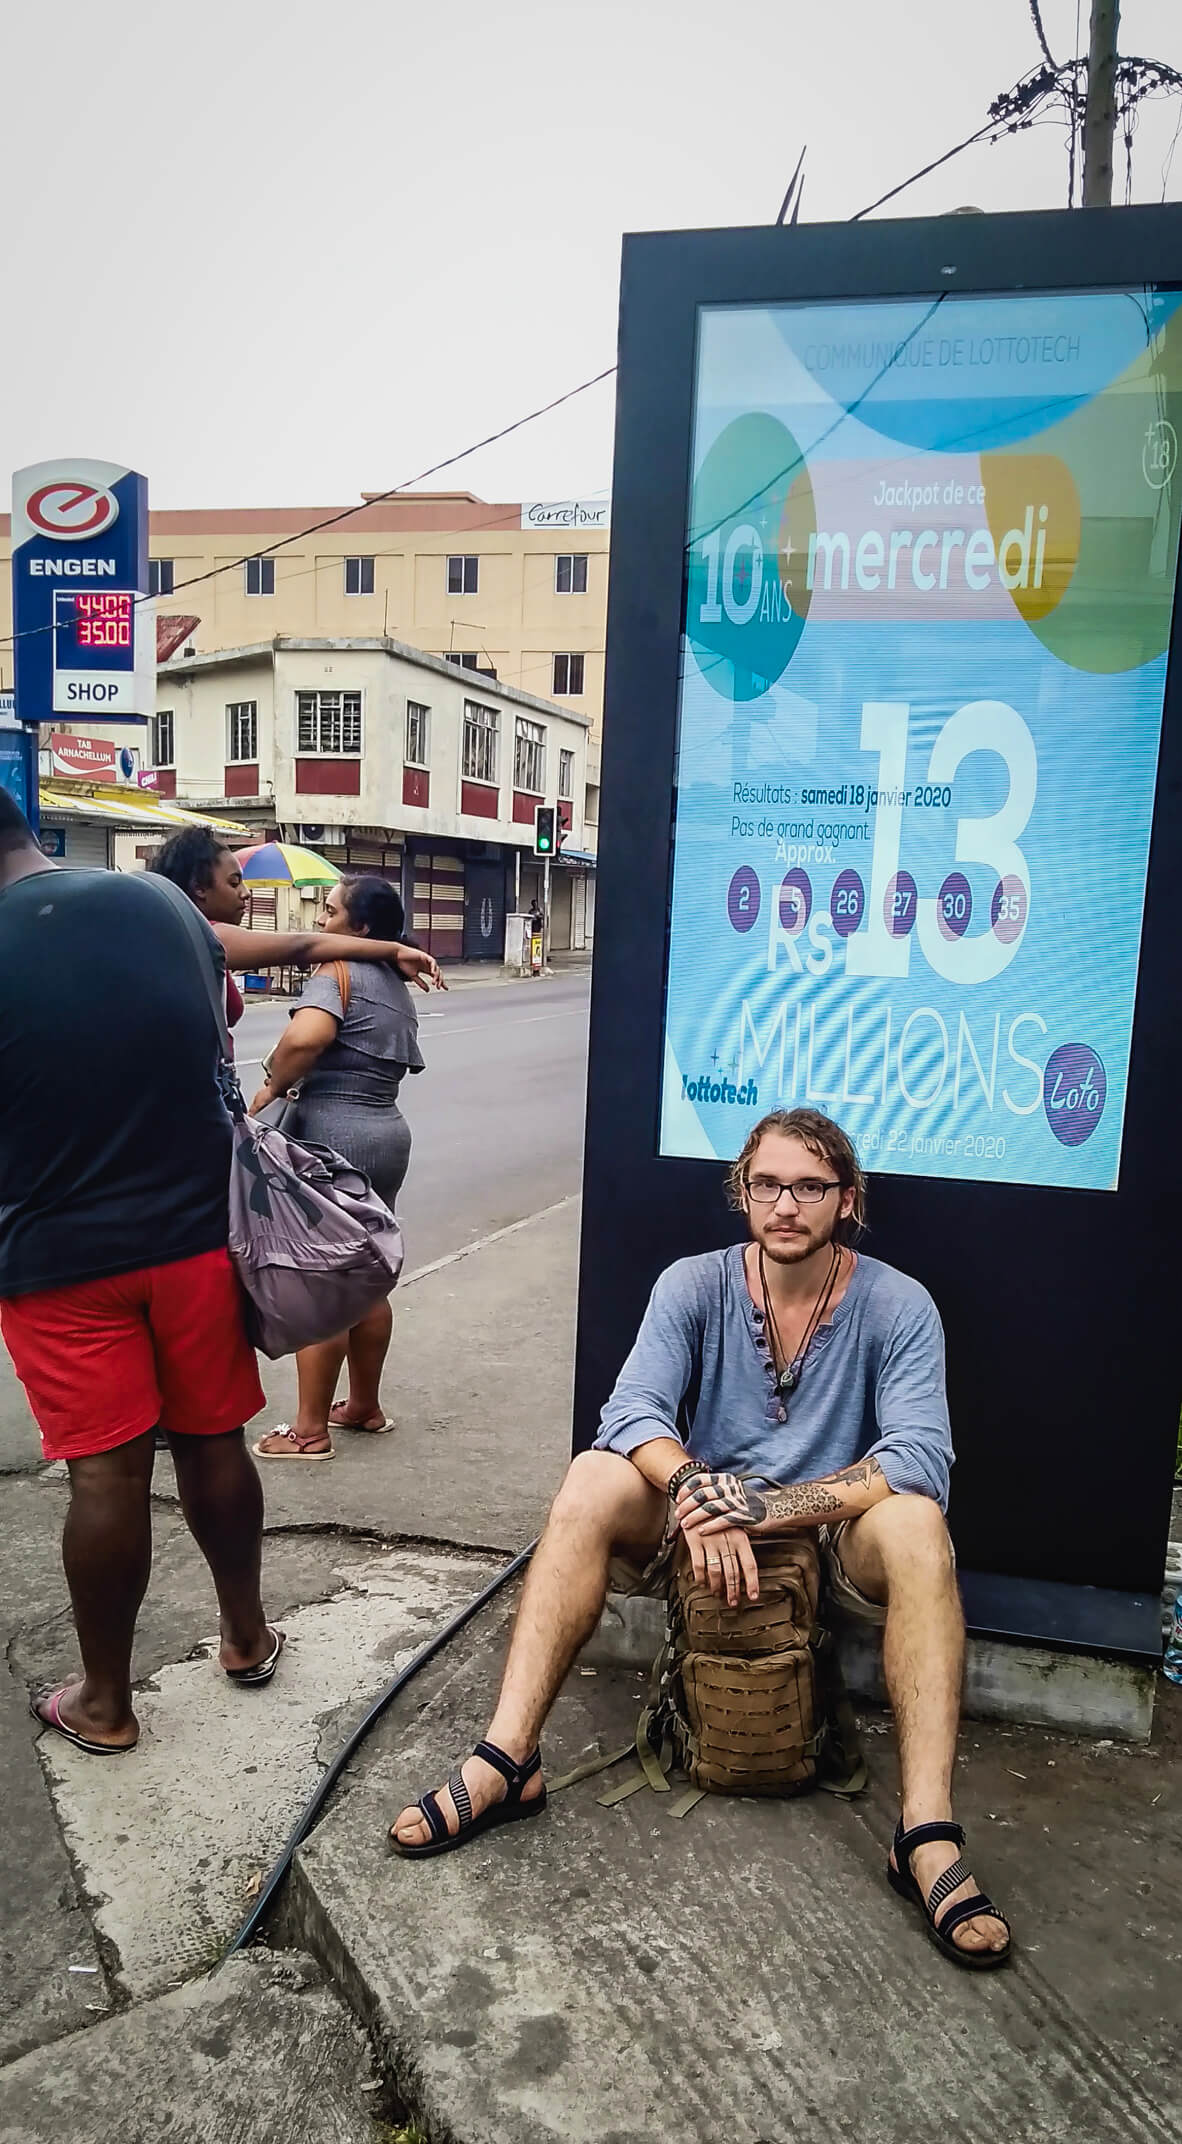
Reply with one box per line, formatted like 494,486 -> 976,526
328,959 -> 351,1018
546,1744 -> 634,1795
145,873 -> 244,1118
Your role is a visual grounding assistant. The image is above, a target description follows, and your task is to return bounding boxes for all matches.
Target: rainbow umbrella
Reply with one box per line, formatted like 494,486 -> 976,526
236,841 -> 341,887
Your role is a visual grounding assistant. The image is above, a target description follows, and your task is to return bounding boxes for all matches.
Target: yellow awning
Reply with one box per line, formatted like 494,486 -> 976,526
39,784 -> 247,836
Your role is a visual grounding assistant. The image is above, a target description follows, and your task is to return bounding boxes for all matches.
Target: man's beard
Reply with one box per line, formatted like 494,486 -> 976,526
757,1214 -> 839,1265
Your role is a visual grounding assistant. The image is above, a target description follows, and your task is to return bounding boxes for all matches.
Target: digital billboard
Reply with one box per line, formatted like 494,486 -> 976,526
660,288 -> 1182,1191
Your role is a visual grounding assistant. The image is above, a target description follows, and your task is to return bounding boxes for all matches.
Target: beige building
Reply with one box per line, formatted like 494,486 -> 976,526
0,488 -> 609,838
144,636 -> 594,958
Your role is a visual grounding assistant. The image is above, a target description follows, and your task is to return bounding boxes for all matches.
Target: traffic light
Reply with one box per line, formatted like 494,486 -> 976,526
534,805 -> 556,856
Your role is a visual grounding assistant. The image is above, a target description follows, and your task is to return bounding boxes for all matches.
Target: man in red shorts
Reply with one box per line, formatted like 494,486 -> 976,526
0,787 -> 277,1755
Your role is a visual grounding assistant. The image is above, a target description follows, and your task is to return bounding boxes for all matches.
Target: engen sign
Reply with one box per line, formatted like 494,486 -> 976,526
12,460 -> 151,725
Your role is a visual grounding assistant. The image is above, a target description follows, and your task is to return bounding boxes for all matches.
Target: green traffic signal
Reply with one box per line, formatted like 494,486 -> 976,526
535,807 -> 556,855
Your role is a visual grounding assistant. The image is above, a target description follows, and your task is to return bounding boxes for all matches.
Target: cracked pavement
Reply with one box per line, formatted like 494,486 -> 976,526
3,1198 -> 1182,2143
0,1200 -> 576,2134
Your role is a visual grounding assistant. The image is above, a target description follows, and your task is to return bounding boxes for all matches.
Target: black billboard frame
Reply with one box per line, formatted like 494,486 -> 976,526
576,206 -> 1182,1665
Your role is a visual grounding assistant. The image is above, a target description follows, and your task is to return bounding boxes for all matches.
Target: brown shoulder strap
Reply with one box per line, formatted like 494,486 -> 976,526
329,959 -> 351,1017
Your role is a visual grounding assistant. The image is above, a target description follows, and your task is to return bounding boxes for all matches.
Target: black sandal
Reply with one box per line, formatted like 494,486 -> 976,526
391,1739 -> 547,1858
888,1818 -> 1012,1970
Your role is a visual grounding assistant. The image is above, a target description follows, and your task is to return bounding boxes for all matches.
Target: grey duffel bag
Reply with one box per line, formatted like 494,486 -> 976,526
149,875 -> 404,1357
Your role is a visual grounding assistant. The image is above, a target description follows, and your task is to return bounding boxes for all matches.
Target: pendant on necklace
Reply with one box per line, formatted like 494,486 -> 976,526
778,1365 -> 799,1394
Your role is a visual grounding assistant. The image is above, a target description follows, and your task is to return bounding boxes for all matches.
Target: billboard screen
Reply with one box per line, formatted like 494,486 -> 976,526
660,287 -> 1182,1191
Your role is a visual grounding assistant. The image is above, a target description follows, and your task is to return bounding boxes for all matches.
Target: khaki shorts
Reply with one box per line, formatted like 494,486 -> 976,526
608,1517 -> 887,1626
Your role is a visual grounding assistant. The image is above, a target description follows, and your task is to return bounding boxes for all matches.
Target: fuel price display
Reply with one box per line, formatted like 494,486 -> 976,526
72,592 -> 133,649
52,588 -> 140,714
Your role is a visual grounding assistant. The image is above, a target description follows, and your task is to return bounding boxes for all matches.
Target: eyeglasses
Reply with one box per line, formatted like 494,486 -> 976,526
745,1175 -> 843,1206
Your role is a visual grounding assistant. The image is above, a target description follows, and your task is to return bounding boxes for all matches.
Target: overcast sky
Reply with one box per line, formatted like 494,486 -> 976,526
3,0 -> 1180,509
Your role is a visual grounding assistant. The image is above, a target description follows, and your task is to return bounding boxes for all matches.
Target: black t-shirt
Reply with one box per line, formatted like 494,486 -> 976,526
0,867 -> 232,1299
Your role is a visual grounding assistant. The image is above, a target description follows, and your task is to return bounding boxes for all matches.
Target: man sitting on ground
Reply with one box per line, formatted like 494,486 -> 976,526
391,1105 -> 1010,1969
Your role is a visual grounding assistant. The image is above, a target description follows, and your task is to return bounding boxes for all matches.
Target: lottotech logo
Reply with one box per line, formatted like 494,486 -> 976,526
26,481 -> 119,541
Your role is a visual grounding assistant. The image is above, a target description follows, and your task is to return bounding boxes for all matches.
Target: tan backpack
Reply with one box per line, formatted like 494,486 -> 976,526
662,1532 -> 831,1795
559,1532 -> 866,1816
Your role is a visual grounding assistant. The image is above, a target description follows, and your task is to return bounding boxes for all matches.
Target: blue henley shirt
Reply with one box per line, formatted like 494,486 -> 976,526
594,1245 -> 953,1509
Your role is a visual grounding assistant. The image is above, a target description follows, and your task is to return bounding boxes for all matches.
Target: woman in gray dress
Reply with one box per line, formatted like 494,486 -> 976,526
249,875 -> 425,1460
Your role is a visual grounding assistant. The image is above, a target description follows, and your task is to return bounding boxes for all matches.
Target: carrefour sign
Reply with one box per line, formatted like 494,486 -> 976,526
520,498 -> 610,530
12,460 -> 151,725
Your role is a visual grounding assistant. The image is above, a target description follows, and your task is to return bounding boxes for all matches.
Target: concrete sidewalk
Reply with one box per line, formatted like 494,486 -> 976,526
3,1199 -> 1181,2142
286,1595 -> 1182,2144
0,1953 -> 379,2144
0,1197 -> 578,1546
441,958 -> 590,990
183,1195 -> 578,1548
0,1197 -> 576,2120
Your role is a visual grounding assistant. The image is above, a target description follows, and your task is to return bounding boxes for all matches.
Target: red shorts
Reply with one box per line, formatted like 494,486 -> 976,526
0,1248 -> 265,1464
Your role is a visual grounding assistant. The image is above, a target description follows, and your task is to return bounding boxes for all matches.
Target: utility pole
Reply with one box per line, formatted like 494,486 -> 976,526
1082,0 -> 1121,206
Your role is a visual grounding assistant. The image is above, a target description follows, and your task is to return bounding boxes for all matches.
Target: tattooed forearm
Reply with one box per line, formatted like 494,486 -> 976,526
761,1483 -> 843,1521
759,1458 -> 885,1528
674,1457 -> 889,1534
828,1458 -> 884,1495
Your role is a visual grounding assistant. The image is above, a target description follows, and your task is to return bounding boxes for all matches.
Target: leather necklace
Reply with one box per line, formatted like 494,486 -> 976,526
759,1242 -> 842,1396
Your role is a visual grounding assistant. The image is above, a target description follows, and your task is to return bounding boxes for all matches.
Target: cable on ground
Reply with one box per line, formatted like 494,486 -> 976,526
221,1536 -> 537,1958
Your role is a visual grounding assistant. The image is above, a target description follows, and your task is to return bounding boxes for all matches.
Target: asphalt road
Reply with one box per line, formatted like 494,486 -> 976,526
234,971 -> 591,1271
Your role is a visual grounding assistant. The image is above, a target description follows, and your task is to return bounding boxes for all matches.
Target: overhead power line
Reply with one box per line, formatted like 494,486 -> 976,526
1029,0 -> 1057,70
850,119 -> 1003,219
854,6 -> 1181,220
158,366 -> 618,604
0,365 -> 617,652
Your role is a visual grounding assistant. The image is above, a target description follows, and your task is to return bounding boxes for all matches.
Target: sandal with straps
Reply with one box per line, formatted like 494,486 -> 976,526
888,1817 -> 1012,1970
390,1739 -> 548,1859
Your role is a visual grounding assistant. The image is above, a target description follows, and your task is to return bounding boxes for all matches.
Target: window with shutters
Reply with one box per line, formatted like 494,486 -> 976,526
552,652 -> 585,695
345,557 -> 375,595
296,690 -> 363,755
405,701 -> 430,768
555,554 -> 588,594
462,701 -> 498,786
153,710 -> 175,767
226,701 -> 258,763
514,717 -> 545,795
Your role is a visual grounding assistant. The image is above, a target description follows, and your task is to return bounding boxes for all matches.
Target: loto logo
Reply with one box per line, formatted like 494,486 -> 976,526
26,481 -> 119,541
1043,1042 -> 1107,1148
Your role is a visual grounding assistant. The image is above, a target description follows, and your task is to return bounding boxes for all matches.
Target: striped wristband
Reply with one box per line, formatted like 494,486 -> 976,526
666,1460 -> 708,1502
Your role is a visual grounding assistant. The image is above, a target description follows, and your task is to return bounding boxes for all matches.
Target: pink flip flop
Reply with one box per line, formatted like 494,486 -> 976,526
328,1403 -> 392,1433
31,1687 -> 138,1756
252,1424 -> 335,1461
